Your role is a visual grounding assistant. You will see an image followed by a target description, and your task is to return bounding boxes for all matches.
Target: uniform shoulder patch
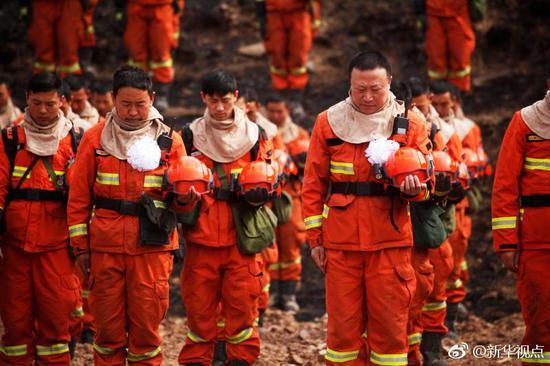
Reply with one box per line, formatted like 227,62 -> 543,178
526,134 -> 545,142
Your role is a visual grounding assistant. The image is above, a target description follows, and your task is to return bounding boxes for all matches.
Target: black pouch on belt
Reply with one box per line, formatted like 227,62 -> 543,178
139,194 -> 177,246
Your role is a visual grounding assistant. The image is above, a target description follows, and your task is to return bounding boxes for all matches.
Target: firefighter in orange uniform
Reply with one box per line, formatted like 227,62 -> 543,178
258,0 -> 320,96
28,0 -> 84,76
122,0 -> 180,111
492,74 -> 550,365
0,78 -> 22,129
80,0 -> 99,73
431,80 -> 484,339
302,51 -> 433,365
409,76 -> 464,365
265,95 -> 309,311
68,67 -> 190,365
178,71 -> 271,366
0,73 -> 82,366
424,0 -> 479,93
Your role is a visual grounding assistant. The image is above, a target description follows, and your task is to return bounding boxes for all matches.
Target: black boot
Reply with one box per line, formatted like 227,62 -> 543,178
421,332 -> 448,366
280,280 -> 300,312
80,328 -> 95,344
258,308 -> 266,328
79,46 -> 97,76
69,338 -> 76,359
211,340 -> 227,366
444,302 -> 459,340
268,279 -> 281,309
225,360 -> 249,366
154,82 -> 171,113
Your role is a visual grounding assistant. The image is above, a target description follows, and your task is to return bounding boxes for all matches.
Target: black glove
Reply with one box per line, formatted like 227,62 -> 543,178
255,0 -> 267,39
434,173 -> 452,198
447,181 -> 466,204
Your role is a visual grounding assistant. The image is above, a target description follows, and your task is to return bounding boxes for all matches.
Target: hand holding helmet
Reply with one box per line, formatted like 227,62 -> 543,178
384,147 -> 430,196
238,161 -> 278,206
165,156 -> 213,205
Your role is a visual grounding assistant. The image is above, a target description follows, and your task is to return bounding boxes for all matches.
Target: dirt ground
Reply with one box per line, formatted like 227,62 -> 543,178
0,0 -> 549,365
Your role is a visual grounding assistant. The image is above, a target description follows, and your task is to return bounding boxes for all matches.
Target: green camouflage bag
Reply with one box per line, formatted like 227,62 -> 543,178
272,191 -> 293,224
231,202 -> 278,255
410,201 -> 447,249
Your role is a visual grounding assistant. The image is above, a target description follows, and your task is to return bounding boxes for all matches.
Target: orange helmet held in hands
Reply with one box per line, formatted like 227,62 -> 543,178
384,147 -> 431,187
165,156 -> 213,195
457,161 -> 470,189
238,161 -> 278,206
288,139 -> 309,170
432,150 -> 458,176
462,148 -> 481,179
272,149 -> 298,178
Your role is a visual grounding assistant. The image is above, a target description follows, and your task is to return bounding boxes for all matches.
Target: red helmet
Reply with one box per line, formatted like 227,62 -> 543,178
384,147 -> 430,187
238,161 -> 278,205
166,156 -> 213,195
457,161 -> 470,189
272,149 -> 298,177
477,147 -> 492,177
462,148 -> 481,179
288,139 -> 309,169
432,151 -> 458,175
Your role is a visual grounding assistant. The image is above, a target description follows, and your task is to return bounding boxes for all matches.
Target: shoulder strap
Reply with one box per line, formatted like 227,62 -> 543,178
213,162 -> 230,191
2,126 -> 20,175
429,123 -> 439,145
41,157 -> 64,191
69,126 -> 84,154
250,125 -> 267,162
181,124 -> 194,156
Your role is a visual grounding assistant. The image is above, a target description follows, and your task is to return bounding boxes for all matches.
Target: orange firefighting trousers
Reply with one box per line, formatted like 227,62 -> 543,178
89,251 -> 172,366
517,250 -> 550,364
179,243 -> 261,365
81,0 -> 98,48
421,240 -> 454,334
0,246 -> 81,366
446,208 -> 469,304
325,247 -> 415,366
124,2 -> 175,83
425,12 -> 475,93
271,195 -> 305,281
407,248 -> 434,366
265,10 -> 312,90
29,0 -> 83,76
75,264 -> 95,334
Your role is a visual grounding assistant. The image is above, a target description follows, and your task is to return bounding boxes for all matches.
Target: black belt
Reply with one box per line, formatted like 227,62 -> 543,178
520,194 -> 550,208
94,197 -> 145,216
213,188 -> 238,202
9,188 -> 67,202
330,181 -> 388,196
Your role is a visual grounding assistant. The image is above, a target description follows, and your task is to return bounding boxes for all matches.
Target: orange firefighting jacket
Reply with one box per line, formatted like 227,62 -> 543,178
492,112 -> 550,253
302,110 -> 431,251
426,0 -> 469,17
67,122 -> 185,255
0,126 -> 78,253
181,128 -> 272,247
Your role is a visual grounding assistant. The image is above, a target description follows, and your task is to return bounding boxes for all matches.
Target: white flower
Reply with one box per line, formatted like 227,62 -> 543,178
365,138 -> 400,165
127,137 -> 161,171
